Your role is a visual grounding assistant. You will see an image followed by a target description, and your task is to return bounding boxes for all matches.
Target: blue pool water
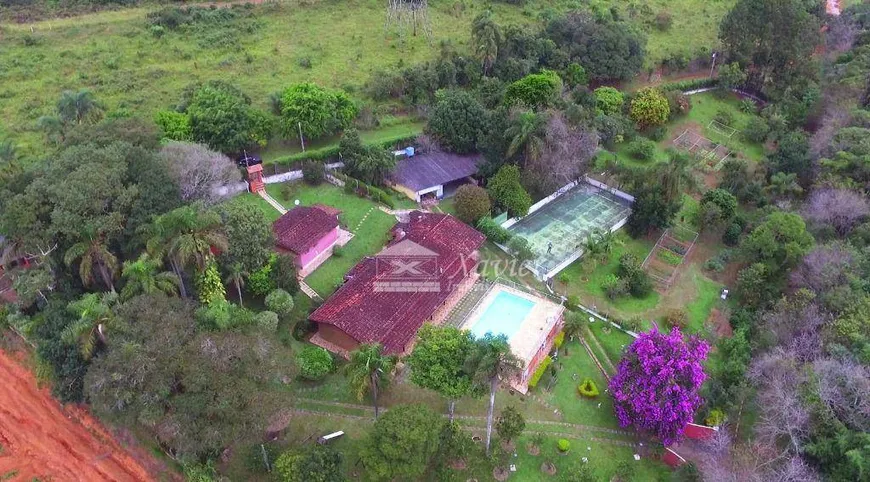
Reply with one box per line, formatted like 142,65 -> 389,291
468,290 -> 536,340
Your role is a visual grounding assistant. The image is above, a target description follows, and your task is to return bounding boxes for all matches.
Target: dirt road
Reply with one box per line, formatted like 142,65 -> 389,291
0,349 -> 157,481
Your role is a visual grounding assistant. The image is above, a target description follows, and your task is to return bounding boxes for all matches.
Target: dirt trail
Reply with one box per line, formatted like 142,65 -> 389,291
0,349 -> 157,481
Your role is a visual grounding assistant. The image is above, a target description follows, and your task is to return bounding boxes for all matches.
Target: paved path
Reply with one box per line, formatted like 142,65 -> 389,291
258,191 -> 287,215
299,280 -> 322,301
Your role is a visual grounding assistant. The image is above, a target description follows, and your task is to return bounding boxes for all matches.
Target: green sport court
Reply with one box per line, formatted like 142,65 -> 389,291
505,182 -> 632,279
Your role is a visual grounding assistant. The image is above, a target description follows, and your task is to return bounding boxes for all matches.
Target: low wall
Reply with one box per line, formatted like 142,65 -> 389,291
584,175 -> 635,202
501,179 -> 581,229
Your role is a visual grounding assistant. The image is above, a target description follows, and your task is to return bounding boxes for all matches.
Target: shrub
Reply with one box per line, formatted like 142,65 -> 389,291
704,257 -> 725,272
154,110 -> 191,141
272,254 -> 299,294
648,126 -> 668,141
665,91 -> 692,116
739,99 -> 756,113
248,263 -> 276,296
664,309 -> 688,330
505,70 -> 562,108
265,289 -> 295,317
603,274 -> 629,299
256,311 -> 279,332
557,272 -> 572,284
554,331 -> 566,348
630,88 -> 670,128
296,346 -> 334,381
301,160 -> 325,185
655,12 -> 673,31
742,117 -> 770,143
476,217 -> 513,245
528,356 -> 552,388
713,109 -> 735,127
331,245 -> 345,258
622,317 -> 644,332
705,409 -> 726,427
566,295 -> 581,311
722,222 -> 743,246
557,439 -> 570,453
196,300 -> 255,330
508,236 -> 535,262
454,185 -> 491,224
627,271 -> 653,297
627,138 -> 656,161
196,263 -> 226,306
594,87 -> 625,115
578,378 -> 600,398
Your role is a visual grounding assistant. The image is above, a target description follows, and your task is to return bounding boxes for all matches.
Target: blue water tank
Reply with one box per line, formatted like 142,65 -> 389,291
405,146 -> 415,157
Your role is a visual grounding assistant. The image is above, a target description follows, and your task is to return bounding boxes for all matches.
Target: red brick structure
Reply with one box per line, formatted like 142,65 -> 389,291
246,164 -> 264,193
309,211 -> 485,356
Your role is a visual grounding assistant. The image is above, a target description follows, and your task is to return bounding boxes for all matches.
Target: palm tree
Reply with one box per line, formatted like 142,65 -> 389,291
583,228 -> 624,267
345,343 -> 397,419
120,254 -> 180,301
765,171 -> 803,199
562,311 -> 584,342
505,111 -> 547,165
144,204 -> 228,298
56,89 -> 101,125
224,262 -> 248,307
658,150 -> 695,203
64,229 -> 119,293
36,115 -> 65,145
64,292 -> 117,360
466,333 -> 521,455
471,10 -> 501,75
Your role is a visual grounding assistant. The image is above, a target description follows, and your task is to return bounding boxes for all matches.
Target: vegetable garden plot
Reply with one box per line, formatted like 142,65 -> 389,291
641,225 -> 699,291
672,129 -> 732,171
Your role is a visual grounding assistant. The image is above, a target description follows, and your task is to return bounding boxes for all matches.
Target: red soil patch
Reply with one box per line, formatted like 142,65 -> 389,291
708,308 -> 733,338
0,348 -> 170,481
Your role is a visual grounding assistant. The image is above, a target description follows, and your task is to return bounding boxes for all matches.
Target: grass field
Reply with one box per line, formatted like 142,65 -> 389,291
1,0 -> 737,156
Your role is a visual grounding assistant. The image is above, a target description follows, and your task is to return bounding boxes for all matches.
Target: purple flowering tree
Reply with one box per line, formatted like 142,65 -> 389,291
609,327 -> 710,446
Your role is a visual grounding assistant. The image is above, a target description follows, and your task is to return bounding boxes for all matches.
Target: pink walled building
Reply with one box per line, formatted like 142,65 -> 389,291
272,205 -> 342,274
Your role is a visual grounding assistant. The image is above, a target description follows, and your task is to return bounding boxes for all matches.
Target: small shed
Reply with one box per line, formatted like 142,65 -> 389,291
390,152 -> 481,202
272,204 -> 342,274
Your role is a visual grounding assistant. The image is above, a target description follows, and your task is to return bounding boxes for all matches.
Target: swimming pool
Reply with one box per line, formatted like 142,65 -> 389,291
466,289 -> 536,341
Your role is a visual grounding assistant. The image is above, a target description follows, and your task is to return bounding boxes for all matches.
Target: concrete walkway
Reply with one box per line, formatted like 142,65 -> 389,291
257,191 -> 287,215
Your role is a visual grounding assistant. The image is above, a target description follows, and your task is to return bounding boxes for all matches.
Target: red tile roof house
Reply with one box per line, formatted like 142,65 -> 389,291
272,204 -> 343,277
309,211 -> 486,357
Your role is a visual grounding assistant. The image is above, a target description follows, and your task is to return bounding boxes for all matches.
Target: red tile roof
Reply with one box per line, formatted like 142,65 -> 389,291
272,205 -> 340,254
310,212 -> 485,354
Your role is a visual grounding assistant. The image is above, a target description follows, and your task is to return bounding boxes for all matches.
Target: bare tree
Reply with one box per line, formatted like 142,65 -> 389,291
160,141 -> 241,204
525,111 -> 597,195
809,106 -> 850,158
789,242 -> 855,294
749,349 -> 811,454
812,357 -> 870,432
761,293 -> 830,362
804,188 -> 870,236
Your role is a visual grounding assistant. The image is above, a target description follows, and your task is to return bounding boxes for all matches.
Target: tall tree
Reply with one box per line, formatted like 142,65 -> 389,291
219,202 -> 273,274
505,110 -> 547,164
466,333 -> 521,455
487,164 -> 532,218
427,89 -> 486,154
719,0 -> 819,94
472,10 -> 501,75
359,404 -> 443,481
345,343 -> 396,419
407,324 -> 476,421
64,228 -> 119,293
64,292 -> 118,360
610,327 -> 710,446
160,141 -> 241,204
144,204 -> 228,297
120,254 -> 180,301
186,81 -> 272,153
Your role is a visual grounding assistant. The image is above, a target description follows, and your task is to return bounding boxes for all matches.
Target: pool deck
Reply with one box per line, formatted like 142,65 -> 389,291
460,284 -> 564,369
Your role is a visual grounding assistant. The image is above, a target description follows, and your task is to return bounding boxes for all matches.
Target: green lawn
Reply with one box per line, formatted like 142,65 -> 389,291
263,182 -> 397,297
683,91 -> 766,162
556,233 -> 660,319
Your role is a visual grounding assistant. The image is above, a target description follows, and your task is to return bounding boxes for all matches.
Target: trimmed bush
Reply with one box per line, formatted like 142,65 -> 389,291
296,346 -> 334,381
553,331 -> 566,349
723,222 -> 743,246
476,217 -> 513,245
578,378 -> 600,398
627,138 -> 656,161
528,356 -> 552,389
705,409 -> 726,427
248,263 -> 276,296
301,160 -> 325,185
557,439 -> 571,453
265,289 -> 295,317
664,309 -> 688,330
256,311 -> 279,332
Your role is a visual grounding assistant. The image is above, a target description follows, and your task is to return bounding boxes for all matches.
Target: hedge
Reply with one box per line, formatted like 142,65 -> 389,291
659,78 -> 719,92
268,132 -> 419,166
553,331 -> 565,349
527,355 -> 552,389
476,216 -> 513,245
578,378 -> 600,398
331,172 -> 397,209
